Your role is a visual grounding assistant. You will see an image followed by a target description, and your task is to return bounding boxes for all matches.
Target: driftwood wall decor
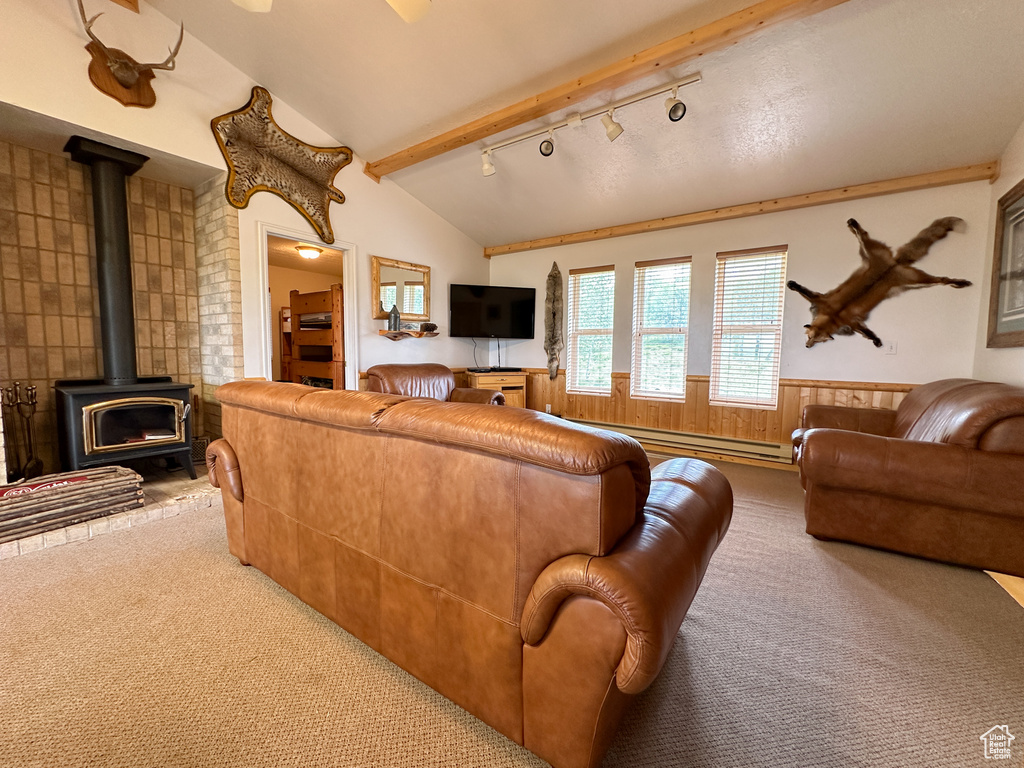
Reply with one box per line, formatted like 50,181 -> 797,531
544,262 -> 564,379
211,86 -> 353,244
788,217 -> 971,348
76,0 -> 183,108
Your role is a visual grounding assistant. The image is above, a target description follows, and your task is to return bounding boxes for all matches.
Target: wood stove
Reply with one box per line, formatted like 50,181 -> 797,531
54,137 -> 197,479
55,377 -> 196,478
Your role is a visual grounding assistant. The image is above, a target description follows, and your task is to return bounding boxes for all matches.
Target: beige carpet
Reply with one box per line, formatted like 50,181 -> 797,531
1,462 -> 1021,767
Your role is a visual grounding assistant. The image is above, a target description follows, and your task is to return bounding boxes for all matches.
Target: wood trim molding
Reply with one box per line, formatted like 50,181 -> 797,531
484,162 -> 1000,257
635,255 -> 692,268
568,264 -> 616,276
363,0 -> 854,181
717,244 -> 788,258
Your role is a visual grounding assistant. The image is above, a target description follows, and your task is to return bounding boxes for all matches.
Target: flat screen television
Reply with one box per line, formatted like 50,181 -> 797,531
449,284 -> 536,339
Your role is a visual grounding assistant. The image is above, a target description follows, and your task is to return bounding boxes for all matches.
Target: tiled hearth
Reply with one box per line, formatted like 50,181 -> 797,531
0,466 -> 219,560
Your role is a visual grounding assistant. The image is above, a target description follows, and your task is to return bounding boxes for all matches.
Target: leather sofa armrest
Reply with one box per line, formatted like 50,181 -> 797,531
520,459 -> 731,695
799,404 -> 897,435
801,429 -> 1024,516
207,438 -> 243,502
450,387 -> 505,405
206,438 -> 248,564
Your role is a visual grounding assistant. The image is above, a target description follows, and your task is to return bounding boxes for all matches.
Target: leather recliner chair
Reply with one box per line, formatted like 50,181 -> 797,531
793,378 -> 1024,576
366,362 -> 504,405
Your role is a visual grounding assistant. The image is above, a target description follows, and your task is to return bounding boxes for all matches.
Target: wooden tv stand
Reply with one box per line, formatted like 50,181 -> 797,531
467,371 -> 527,408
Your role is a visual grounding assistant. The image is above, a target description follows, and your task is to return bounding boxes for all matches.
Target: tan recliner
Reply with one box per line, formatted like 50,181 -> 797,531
793,378 -> 1024,576
366,363 -> 504,405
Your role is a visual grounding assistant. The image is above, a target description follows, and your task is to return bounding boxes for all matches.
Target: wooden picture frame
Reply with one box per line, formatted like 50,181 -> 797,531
988,177 -> 1024,347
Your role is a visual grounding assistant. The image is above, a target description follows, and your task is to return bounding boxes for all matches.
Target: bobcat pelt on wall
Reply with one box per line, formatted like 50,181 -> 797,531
544,261 -> 564,380
787,217 -> 972,348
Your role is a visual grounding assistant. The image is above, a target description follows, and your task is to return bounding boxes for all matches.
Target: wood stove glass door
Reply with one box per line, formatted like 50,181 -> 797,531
82,397 -> 187,454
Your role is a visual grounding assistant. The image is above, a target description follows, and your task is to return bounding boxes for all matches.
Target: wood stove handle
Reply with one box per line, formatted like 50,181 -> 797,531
180,403 -> 191,423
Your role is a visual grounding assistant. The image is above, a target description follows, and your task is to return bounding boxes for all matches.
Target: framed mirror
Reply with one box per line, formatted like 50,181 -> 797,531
371,255 -> 430,321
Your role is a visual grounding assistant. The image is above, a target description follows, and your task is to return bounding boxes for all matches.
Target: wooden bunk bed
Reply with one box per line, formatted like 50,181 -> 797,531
285,283 -> 345,389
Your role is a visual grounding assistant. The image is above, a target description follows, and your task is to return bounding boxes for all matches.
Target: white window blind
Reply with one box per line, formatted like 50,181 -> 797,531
567,266 -> 615,395
402,282 -> 424,314
631,257 -> 691,401
380,283 -> 397,312
710,247 -> 788,409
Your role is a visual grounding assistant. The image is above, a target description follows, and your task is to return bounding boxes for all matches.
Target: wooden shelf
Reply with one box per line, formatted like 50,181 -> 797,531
379,330 -> 439,341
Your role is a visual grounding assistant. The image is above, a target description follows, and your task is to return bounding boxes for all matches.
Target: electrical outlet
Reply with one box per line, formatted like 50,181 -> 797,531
884,340 -> 898,356
545,404 -> 552,414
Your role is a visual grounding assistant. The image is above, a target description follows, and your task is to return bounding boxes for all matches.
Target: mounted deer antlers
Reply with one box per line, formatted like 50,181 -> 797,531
76,0 -> 184,108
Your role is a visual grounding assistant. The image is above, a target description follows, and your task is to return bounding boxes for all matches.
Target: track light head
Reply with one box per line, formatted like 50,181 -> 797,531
481,150 -> 496,177
539,130 -> 555,157
665,88 -> 687,122
601,111 -> 624,142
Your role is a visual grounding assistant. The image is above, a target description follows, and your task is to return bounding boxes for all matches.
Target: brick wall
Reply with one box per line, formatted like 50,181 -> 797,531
0,140 -> 204,479
193,174 -> 244,439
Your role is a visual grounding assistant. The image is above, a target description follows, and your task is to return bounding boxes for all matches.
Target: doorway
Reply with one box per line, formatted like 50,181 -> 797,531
266,234 -> 348,385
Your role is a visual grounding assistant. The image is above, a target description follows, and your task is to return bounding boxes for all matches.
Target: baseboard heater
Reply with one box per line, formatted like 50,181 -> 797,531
568,419 -> 795,465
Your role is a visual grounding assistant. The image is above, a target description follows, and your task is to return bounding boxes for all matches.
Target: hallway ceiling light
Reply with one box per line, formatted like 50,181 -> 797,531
296,246 -> 322,260
481,150 -> 496,177
601,111 -> 624,142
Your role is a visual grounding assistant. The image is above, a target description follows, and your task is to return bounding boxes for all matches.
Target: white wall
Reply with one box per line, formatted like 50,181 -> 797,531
490,181 -> 992,385
1,0 -> 489,378
973,117 -> 1024,385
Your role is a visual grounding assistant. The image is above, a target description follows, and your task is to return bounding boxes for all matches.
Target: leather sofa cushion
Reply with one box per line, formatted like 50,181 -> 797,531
366,363 -> 456,400
891,378 -> 975,438
218,380 -> 411,429
377,399 -> 650,488
903,381 -> 1024,449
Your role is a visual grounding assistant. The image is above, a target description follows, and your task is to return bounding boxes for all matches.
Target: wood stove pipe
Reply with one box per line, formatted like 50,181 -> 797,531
64,136 -> 148,387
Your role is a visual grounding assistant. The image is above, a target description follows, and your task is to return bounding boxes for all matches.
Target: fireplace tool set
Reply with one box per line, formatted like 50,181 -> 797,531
2,382 -> 43,483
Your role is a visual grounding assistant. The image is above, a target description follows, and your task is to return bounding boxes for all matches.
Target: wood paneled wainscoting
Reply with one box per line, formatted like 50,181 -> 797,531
357,368 -> 913,469
522,370 -> 914,469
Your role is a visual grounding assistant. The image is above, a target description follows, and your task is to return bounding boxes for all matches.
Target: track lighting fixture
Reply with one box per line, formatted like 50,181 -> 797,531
296,246 -> 322,260
478,72 -> 700,178
665,87 -> 687,122
601,111 -> 624,142
481,150 -> 496,177
539,130 -> 555,157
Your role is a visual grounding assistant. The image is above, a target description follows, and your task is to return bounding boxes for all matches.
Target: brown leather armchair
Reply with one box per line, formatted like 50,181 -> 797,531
366,363 -> 504,405
793,378 -> 1024,576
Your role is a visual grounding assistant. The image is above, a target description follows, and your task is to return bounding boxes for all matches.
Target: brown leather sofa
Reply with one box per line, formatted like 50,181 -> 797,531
366,362 -> 504,405
207,380 -> 732,768
793,378 -> 1024,576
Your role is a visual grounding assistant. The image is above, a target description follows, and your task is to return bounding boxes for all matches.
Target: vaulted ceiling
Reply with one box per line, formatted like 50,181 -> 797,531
146,0 -> 1024,249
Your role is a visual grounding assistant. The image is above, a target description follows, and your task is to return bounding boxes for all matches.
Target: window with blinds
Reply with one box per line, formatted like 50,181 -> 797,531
380,283 -> 397,312
402,282 -> 424,314
710,246 -> 788,409
567,266 -> 615,395
631,257 -> 691,401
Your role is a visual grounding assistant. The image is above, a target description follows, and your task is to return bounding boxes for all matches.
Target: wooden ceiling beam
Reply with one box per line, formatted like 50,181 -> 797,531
363,0 -> 854,181
483,161 -> 1001,257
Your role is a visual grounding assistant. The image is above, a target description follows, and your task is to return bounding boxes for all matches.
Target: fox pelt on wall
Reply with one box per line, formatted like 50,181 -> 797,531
787,217 -> 972,348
